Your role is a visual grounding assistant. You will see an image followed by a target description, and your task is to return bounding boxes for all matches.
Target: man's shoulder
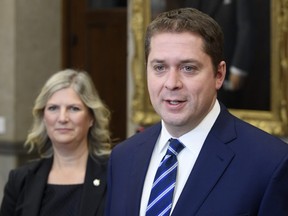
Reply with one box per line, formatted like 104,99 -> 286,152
225,113 -> 288,159
218,104 -> 288,152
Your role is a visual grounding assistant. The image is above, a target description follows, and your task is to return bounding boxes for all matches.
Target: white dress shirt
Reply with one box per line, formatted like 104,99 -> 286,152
139,100 -> 221,216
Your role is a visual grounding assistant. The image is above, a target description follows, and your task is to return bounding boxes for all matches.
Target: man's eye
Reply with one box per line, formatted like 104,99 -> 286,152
184,65 -> 193,71
182,65 -> 197,73
153,65 -> 165,72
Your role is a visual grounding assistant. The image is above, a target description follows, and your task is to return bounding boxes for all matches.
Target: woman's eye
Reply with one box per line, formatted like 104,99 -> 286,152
47,105 -> 57,111
69,106 -> 80,112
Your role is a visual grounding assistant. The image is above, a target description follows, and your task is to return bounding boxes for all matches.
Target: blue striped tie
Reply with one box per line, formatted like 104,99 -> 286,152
146,138 -> 185,216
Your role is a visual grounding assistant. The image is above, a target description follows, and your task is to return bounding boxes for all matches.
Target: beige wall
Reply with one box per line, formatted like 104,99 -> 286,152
0,0 -> 62,200
0,0 -> 16,141
0,0 -> 61,142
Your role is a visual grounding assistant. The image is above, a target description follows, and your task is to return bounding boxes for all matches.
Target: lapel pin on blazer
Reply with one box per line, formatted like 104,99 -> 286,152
93,179 -> 100,186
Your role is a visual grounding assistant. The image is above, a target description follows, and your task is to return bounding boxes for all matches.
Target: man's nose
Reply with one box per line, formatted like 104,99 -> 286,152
164,70 -> 182,90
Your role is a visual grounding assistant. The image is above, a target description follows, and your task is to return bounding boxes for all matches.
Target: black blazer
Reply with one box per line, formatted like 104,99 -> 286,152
0,155 -> 108,216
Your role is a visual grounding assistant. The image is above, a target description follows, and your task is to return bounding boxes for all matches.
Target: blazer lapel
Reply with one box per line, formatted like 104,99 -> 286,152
172,106 -> 237,216
21,158 -> 53,216
79,155 -> 108,216
127,123 -> 162,215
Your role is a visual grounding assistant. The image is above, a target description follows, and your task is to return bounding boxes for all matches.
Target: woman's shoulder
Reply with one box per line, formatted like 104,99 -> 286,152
9,157 -> 52,181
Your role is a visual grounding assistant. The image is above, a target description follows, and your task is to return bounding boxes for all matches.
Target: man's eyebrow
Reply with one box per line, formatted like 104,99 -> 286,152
150,59 -> 165,64
149,58 -> 203,68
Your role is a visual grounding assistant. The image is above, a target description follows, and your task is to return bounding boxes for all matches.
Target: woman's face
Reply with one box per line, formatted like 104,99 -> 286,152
44,87 -> 93,150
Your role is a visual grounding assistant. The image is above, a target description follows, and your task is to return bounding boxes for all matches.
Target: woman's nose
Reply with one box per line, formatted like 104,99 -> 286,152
58,109 -> 68,122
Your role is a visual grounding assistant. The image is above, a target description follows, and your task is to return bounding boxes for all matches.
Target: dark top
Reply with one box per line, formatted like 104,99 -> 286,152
0,155 -> 108,216
39,184 -> 83,216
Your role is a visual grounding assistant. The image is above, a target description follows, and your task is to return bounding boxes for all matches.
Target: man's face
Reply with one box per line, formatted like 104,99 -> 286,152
147,32 -> 225,137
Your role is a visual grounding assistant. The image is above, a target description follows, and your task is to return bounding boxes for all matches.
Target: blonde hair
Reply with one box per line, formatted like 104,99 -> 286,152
25,69 -> 111,157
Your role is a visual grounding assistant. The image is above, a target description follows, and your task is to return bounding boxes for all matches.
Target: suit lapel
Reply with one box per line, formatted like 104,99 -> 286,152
21,158 -> 53,216
172,106 -> 237,216
127,123 -> 162,215
79,155 -> 107,216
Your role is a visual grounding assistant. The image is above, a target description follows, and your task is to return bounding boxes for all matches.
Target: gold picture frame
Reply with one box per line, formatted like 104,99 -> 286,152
130,0 -> 288,136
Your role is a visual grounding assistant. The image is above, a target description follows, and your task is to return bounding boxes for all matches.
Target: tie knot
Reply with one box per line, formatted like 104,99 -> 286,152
167,138 -> 185,156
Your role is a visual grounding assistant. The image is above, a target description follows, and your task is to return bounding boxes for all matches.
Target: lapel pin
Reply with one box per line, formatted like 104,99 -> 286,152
93,179 -> 100,186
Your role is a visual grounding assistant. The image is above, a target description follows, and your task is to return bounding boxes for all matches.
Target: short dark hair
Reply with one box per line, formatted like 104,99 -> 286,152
145,7 -> 224,73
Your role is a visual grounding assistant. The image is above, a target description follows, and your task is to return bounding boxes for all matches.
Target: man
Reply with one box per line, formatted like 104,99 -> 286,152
106,8 -> 288,216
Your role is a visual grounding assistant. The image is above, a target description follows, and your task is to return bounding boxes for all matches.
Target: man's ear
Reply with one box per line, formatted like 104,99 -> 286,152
216,61 -> 226,90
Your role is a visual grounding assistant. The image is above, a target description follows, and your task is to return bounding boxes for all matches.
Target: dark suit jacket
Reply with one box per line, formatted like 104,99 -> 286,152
185,0 -> 255,75
106,104 -> 288,215
0,155 -> 108,216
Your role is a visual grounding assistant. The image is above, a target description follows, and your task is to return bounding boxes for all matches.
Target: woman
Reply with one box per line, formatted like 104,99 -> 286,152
0,69 -> 111,216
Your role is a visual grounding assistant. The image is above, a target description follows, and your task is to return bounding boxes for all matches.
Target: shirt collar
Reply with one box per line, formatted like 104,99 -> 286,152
158,100 -> 221,153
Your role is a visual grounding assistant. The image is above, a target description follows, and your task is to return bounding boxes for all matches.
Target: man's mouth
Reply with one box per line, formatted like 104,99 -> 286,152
167,100 -> 182,105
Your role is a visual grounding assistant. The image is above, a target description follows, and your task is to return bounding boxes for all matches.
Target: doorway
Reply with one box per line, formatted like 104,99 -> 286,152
62,0 -> 127,144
